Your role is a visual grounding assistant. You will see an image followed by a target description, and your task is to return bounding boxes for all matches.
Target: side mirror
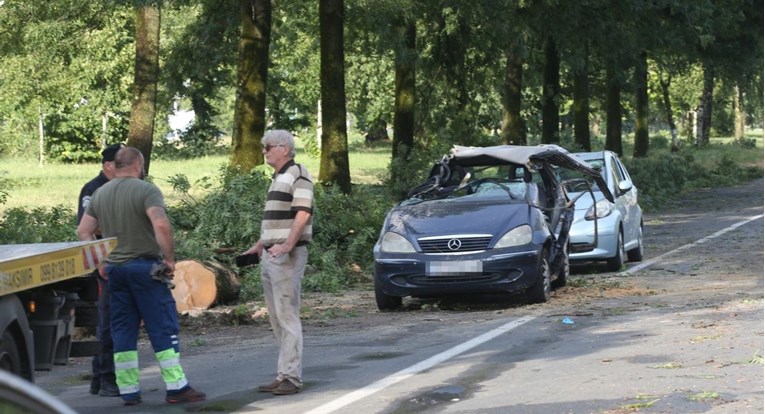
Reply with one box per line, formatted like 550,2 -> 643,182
617,179 -> 633,194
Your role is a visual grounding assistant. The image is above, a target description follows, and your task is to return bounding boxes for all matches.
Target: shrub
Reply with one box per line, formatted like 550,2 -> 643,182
0,206 -> 77,244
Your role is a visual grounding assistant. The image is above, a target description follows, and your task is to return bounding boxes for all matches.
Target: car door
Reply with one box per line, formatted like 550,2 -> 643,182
611,155 -> 639,246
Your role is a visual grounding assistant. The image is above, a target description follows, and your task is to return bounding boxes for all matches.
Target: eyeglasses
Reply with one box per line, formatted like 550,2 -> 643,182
263,144 -> 286,152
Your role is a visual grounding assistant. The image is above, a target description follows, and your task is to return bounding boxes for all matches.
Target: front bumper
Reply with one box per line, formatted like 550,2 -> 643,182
374,248 -> 541,298
569,214 -> 619,260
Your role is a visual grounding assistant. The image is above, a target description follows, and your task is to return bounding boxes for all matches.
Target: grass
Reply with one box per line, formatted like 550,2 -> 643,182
0,140 -> 391,214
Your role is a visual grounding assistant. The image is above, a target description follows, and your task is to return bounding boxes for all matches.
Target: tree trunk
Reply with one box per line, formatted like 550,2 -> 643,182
172,260 -> 241,312
659,71 -> 680,152
572,52 -> 590,151
231,0 -> 270,172
633,51 -> 649,158
392,20 -> 416,161
126,4 -> 160,175
501,42 -> 524,145
698,60 -> 714,146
319,0 -> 351,194
38,106 -> 45,166
734,83 -> 745,141
605,64 -> 623,156
541,36 -> 560,144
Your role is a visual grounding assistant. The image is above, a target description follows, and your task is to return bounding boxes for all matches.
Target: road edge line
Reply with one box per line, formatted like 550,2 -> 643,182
621,213 -> 764,276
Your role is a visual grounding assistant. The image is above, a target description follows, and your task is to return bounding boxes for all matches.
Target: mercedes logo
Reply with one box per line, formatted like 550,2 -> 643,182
447,239 -> 462,251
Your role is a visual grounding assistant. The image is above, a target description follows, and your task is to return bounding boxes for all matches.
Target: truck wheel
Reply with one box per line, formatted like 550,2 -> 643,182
0,330 -> 22,376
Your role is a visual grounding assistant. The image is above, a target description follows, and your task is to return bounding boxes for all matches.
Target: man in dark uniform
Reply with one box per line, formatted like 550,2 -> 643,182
77,143 -> 123,397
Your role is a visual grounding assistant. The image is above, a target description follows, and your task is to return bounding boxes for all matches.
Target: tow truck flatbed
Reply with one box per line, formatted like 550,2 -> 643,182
0,238 -> 116,297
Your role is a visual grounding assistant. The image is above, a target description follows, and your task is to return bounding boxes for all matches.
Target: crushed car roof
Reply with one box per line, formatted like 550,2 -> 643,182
450,144 -> 614,202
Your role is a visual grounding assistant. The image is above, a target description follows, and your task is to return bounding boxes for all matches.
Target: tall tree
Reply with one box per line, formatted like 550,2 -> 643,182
126,3 -> 161,174
230,0 -> 271,171
633,50 -> 649,157
605,63 -> 623,156
572,50 -> 590,151
392,19 -> 416,163
501,39 -> 525,145
319,0 -> 351,193
541,36 -> 560,144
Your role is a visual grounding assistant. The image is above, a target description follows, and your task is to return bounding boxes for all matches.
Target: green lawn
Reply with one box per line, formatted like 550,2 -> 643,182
0,143 -> 391,214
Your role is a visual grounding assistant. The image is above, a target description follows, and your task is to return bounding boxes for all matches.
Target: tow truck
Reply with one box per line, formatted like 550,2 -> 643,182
0,238 -> 116,382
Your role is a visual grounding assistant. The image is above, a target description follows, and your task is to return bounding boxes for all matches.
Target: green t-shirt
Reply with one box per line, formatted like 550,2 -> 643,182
85,177 -> 166,263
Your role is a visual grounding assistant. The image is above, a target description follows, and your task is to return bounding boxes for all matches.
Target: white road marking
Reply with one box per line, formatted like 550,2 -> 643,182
621,213 -> 764,275
301,316 -> 535,414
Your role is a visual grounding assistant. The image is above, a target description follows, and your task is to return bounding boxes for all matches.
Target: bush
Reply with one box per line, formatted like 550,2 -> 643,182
0,206 -> 77,244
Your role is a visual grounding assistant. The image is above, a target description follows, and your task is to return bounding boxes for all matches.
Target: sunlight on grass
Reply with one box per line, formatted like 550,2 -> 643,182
1,143 -> 391,214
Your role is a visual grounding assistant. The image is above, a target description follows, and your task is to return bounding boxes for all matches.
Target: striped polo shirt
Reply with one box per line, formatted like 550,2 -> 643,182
261,160 -> 314,246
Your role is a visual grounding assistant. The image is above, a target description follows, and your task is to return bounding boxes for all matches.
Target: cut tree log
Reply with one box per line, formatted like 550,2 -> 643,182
171,259 -> 241,312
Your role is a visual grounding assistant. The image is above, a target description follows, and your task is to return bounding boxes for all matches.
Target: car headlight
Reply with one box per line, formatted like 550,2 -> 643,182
585,199 -> 613,220
380,232 -> 416,253
494,225 -> 532,248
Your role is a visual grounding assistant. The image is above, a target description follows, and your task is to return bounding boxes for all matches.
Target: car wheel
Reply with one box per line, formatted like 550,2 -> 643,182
552,243 -> 569,289
374,279 -> 402,311
627,224 -> 644,262
606,230 -> 625,272
527,249 -> 551,303
0,330 -> 22,376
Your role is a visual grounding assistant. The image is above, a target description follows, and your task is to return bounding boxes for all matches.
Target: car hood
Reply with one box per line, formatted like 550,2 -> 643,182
570,191 -> 607,211
386,198 -> 531,237
452,144 -> 614,202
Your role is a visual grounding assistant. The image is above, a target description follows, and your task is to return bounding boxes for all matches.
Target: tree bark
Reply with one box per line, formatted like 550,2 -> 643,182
698,60 -> 714,146
230,0 -> 270,172
319,0 -> 351,193
572,52 -> 590,151
541,36 -> 560,144
659,70 -> 680,152
734,83 -> 745,141
392,20 -> 416,161
126,4 -> 160,174
605,64 -> 623,156
501,42 -> 525,145
633,51 -> 649,158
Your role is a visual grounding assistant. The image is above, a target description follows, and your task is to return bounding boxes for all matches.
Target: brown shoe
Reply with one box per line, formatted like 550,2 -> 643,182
271,380 -> 300,396
257,380 -> 281,393
166,386 -> 207,404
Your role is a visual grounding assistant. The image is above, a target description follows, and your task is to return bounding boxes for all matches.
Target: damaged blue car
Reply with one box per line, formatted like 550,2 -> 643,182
373,144 -> 613,310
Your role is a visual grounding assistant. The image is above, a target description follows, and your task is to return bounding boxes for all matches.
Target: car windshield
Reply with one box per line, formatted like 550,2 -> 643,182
559,158 -> 605,192
403,163 -> 531,205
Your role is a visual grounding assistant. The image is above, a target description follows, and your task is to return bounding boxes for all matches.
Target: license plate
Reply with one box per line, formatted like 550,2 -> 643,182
427,260 -> 483,276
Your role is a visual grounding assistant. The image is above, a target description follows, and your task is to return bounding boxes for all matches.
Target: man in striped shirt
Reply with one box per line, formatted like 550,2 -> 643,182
243,130 -> 313,396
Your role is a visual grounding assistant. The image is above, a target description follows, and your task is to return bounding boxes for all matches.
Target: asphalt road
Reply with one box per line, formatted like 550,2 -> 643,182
35,179 -> 764,414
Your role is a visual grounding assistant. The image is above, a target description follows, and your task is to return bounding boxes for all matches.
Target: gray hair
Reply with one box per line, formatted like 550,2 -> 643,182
262,130 -> 296,158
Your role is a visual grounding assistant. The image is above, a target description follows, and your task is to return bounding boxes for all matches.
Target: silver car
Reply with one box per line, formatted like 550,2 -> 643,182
565,151 -> 643,271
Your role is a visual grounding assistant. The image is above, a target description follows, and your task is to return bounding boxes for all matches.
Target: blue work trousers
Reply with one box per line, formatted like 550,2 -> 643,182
107,258 -> 181,360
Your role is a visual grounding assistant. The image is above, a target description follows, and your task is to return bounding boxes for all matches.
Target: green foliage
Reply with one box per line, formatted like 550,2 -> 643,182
0,206 -> 77,244
0,171 -> 9,206
624,141 -> 764,210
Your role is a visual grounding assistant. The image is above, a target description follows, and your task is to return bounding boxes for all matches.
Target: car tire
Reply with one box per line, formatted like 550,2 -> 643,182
627,224 -> 644,262
374,279 -> 402,311
0,330 -> 22,377
527,249 -> 551,303
606,230 -> 625,272
552,243 -> 569,289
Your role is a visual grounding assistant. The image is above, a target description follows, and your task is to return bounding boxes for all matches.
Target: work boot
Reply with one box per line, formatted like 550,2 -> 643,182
98,381 -> 120,397
123,396 -> 142,406
166,386 -> 207,404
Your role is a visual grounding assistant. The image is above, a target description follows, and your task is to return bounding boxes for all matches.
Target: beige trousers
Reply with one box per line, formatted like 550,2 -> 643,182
261,245 -> 307,387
